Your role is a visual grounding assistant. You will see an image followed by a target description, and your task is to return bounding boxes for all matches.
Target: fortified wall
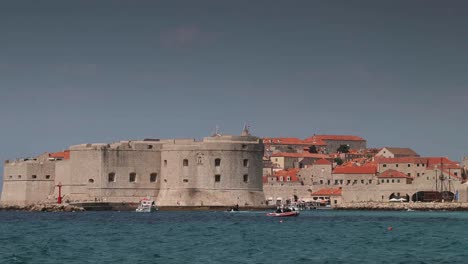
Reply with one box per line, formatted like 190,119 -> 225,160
1,134 -> 265,207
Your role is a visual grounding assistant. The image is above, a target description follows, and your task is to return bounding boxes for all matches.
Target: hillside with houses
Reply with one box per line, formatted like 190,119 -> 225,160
262,135 -> 468,207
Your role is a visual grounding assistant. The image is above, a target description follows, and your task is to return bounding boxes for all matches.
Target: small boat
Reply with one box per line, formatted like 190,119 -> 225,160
227,204 -> 240,212
266,206 -> 300,217
266,211 -> 300,217
136,197 -> 158,212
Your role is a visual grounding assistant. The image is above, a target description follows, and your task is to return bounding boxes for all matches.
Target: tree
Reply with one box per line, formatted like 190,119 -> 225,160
337,144 -> 350,153
334,158 -> 344,165
308,145 -> 318,153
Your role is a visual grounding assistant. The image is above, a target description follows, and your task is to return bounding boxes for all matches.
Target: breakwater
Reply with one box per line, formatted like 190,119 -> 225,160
336,202 -> 468,211
0,203 -> 85,212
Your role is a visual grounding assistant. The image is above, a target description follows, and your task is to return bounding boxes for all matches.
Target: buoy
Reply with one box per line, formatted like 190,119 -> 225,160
388,226 -> 393,231
279,220 -> 283,223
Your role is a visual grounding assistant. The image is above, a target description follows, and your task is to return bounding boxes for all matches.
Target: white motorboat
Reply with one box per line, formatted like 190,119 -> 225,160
136,197 -> 158,212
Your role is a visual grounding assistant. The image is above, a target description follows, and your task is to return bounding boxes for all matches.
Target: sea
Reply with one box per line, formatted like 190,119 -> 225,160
0,210 -> 467,264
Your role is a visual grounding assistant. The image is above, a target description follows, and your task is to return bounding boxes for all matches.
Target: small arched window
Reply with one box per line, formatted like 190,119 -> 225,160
243,174 -> 248,182
215,158 -> 221,167
183,159 -> 189,167
243,159 -> 249,167
88,179 -> 94,183
150,173 -> 157,182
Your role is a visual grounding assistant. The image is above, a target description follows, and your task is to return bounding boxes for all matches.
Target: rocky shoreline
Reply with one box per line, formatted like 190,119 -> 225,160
0,203 -> 85,212
335,202 -> 468,211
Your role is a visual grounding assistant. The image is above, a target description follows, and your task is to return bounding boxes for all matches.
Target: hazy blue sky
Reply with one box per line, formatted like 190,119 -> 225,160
1,0 -> 468,184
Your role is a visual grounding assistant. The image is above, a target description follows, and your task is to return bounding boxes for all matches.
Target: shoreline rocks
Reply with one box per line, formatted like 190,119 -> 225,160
0,203 -> 85,212
335,202 -> 468,211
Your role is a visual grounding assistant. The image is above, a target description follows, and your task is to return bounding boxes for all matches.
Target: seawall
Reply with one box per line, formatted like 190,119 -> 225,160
336,202 -> 468,211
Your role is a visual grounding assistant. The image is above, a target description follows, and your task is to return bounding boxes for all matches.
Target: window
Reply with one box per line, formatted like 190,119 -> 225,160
455,172 -> 458,176
392,179 -> 394,183
347,180 -> 351,185
327,180 -> 331,185
242,144 -> 247,149
396,164 -> 399,167
148,145 -> 153,149
150,173 -> 157,182
381,179 -> 384,183
183,159 -> 189,167
320,180 -> 323,184
361,180 -> 364,184
422,164 -> 425,167
215,174 -> 221,182
397,179 -> 400,183
88,179 -> 94,183
287,176 -> 291,182
45,175 -> 51,179
383,164 -> 387,167
387,179 -> 389,183
164,160 -> 167,166
340,180 -> 343,184
335,180 -> 339,185
243,174 -> 248,182
280,176 -> 284,182
215,158 -> 221,167
417,173 -> 420,177
275,158 -> 278,162
108,173 -> 116,182
183,179 -> 189,183
408,164 -> 411,167
407,173 -> 411,176
129,172 -> 136,182
243,159 -> 249,167
18,175 -> 22,179
32,175 -> 37,179
8,175 -> 12,179
417,164 -> 420,167
369,180 -> 372,184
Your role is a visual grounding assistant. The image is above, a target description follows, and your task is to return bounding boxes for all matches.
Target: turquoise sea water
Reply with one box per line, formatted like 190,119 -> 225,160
0,210 -> 467,264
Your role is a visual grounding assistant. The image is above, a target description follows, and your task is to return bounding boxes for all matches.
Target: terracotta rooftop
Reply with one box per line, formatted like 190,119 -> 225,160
375,157 -> 460,169
262,138 -> 311,145
49,150 -> 70,160
378,169 -> 411,178
263,168 -> 301,182
333,165 -> 377,175
311,188 -> 342,196
305,135 -> 366,142
315,158 -> 332,165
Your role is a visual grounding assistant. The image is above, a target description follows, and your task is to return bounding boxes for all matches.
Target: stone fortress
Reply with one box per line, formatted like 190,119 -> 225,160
1,128 -> 266,207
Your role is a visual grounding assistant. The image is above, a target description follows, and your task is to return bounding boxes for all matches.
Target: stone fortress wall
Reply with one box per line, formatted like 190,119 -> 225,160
1,134 -> 265,207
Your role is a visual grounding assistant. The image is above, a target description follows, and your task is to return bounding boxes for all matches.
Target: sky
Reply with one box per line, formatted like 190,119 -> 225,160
1,0 -> 468,188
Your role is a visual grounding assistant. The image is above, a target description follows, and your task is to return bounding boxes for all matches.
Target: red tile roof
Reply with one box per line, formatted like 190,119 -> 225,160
378,169 -> 411,178
305,135 -> 366,143
271,152 -> 330,159
333,165 -> 377,174
49,150 -> 70,160
376,157 -> 460,169
311,188 -> 342,196
425,157 -> 460,169
262,138 -> 311,145
264,168 -> 301,182
315,158 -> 332,165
